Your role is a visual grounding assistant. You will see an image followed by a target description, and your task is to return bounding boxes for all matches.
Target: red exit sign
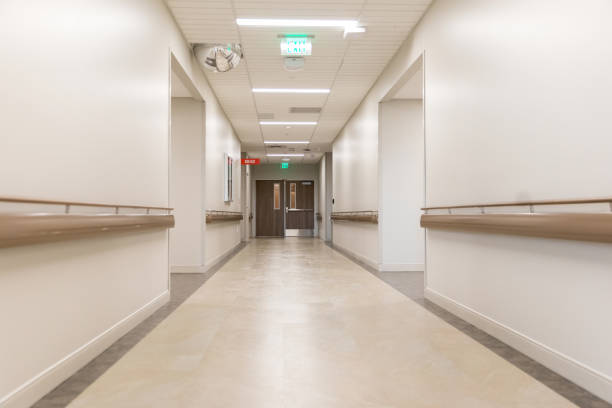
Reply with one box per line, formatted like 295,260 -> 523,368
241,158 -> 260,165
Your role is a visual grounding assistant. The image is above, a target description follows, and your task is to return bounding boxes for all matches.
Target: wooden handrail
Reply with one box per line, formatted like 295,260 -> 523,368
422,197 -> 612,211
0,196 -> 172,211
205,210 -> 243,224
0,213 -> 174,248
421,213 -> 612,243
331,211 -> 378,224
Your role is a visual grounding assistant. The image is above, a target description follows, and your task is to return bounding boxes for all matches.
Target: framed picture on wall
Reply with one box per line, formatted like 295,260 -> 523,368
224,153 -> 233,202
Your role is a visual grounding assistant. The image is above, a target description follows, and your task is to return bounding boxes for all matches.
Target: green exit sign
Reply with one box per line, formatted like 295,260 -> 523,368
280,37 -> 312,56
281,162 -> 289,169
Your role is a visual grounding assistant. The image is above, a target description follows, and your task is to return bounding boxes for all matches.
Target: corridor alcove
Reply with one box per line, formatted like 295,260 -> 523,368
377,55 -> 425,272
169,56 -> 206,273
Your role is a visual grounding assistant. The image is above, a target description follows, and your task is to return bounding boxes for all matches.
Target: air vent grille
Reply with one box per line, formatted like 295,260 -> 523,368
289,107 -> 322,114
257,112 -> 274,120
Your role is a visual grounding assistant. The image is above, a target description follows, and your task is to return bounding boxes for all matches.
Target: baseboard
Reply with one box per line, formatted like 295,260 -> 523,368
1,291 -> 170,408
171,265 -> 205,274
204,242 -> 245,273
424,287 -> 612,404
330,241 -> 379,272
379,263 -> 424,272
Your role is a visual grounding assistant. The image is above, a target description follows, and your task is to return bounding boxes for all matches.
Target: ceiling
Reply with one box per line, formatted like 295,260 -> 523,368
165,0 -> 432,163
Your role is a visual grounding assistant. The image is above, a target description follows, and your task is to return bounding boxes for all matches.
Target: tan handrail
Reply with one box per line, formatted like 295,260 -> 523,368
331,211 -> 378,224
420,213 -> 612,243
0,213 -> 174,248
422,197 -> 612,211
0,196 -> 172,211
205,210 -> 243,224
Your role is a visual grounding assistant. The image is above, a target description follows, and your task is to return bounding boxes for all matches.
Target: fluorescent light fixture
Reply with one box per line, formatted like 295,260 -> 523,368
343,26 -> 366,38
236,18 -> 365,36
282,158 -> 291,161
345,26 -> 366,33
237,18 -> 359,28
260,121 -> 317,125
264,140 -> 310,144
253,88 -> 329,94
266,153 -> 304,157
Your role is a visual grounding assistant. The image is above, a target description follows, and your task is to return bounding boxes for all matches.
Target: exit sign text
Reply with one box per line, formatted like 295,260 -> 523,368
241,158 -> 260,165
280,37 -> 312,56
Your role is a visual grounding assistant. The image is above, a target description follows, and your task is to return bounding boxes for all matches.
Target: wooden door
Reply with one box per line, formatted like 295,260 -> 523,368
285,180 -> 314,234
256,180 -> 285,237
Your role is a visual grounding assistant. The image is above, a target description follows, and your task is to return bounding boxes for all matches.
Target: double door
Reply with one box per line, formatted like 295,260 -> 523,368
255,180 -> 314,237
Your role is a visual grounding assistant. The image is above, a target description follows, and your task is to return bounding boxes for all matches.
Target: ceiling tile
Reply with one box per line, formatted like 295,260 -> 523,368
165,0 -> 432,153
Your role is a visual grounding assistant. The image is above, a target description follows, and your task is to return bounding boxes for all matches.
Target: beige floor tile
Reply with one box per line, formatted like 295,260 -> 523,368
68,239 -> 575,408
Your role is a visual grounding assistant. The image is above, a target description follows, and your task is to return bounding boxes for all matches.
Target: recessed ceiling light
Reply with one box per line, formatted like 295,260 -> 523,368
267,153 -> 304,157
260,121 -> 317,125
264,141 -> 309,144
252,88 -> 330,94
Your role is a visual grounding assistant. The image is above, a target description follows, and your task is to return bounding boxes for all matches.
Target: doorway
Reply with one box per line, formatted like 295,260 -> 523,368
285,180 -> 315,236
169,55 -> 206,272
378,53 -> 425,272
255,179 -> 316,237
255,180 -> 285,237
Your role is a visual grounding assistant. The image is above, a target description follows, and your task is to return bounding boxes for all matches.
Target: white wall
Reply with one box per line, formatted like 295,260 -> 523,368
251,163 -> 317,181
203,100 -> 242,269
170,97 -> 204,271
323,153 -> 333,242
318,156 -> 326,240
318,153 -> 334,242
332,116 -> 379,266
240,154 -> 252,242
378,100 -> 424,271
332,0 -> 612,402
0,1 -> 240,406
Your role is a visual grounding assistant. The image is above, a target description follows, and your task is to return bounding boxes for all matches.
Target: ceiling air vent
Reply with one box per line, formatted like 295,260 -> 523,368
257,113 -> 274,120
289,107 -> 322,114
267,145 -> 283,149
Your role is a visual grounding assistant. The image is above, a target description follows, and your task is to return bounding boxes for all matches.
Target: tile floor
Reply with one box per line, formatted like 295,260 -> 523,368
37,238 -> 597,407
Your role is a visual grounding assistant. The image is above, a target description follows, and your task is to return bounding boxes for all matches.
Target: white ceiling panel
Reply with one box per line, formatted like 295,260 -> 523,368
165,0 -> 432,157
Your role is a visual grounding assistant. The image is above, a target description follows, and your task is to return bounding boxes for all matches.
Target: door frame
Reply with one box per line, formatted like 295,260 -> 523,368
252,177 -> 318,238
377,51 -> 426,276
254,179 -> 286,237
168,52 -> 206,277
284,179 -> 315,237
